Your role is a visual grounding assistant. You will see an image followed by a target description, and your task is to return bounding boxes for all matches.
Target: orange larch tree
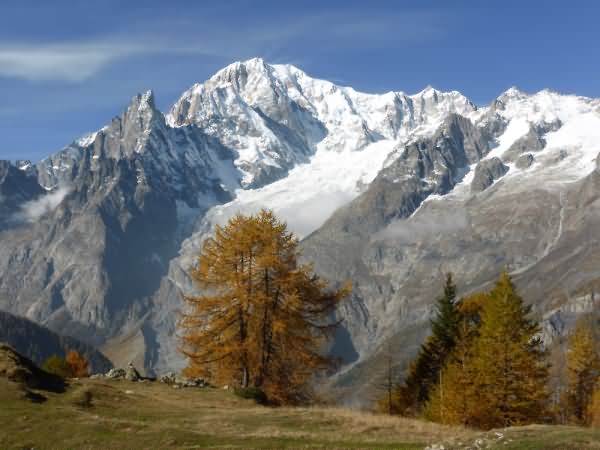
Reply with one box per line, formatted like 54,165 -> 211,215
179,209 -> 350,404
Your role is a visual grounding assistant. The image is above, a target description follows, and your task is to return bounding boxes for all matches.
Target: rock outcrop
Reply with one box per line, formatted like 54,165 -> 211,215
471,157 -> 509,193
0,344 -> 65,393
501,126 -> 546,162
516,153 -> 535,169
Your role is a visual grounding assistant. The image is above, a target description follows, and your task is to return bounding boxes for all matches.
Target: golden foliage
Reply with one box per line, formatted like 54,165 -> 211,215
588,382 -> 600,427
179,209 -> 350,404
424,292 -> 486,424
65,350 -> 90,378
424,320 -> 479,425
425,272 -> 549,429
565,315 -> 600,424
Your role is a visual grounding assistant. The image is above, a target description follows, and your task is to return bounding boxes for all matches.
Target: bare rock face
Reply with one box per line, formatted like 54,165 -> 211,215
314,114 -> 491,238
500,120 -> 560,163
502,126 -> 545,162
0,161 -> 45,230
471,157 -> 509,193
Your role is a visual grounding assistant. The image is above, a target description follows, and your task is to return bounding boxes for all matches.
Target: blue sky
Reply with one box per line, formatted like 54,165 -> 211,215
1,0 -> 598,162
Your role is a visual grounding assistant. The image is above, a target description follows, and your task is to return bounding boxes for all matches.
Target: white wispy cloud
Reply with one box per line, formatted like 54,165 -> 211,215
0,44 -> 121,82
0,41 -> 159,82
0,9 -> 448,82
373,205 -> 469,243
13,187 -> 70,222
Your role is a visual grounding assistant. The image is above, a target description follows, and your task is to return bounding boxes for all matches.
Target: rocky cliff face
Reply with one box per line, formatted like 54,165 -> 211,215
1,61 -> 600,400
0,90 -> 237,369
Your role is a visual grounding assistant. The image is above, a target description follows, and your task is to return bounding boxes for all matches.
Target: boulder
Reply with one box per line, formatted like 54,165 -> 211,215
125,362 -> 141,382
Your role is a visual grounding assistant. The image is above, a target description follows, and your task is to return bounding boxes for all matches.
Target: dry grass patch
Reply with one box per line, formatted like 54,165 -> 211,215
3,378 -> 600,449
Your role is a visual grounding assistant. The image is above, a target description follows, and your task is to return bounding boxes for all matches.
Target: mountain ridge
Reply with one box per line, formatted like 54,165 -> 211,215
1,58 -> 599,399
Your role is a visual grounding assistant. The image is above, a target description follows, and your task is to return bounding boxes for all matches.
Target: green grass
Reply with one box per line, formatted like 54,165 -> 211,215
2,378 -> 600,449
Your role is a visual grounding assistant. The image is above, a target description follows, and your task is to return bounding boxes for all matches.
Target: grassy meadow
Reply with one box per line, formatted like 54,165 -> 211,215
2,377 -> 600,449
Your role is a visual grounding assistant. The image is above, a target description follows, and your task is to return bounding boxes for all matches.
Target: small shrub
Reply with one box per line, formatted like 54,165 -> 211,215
234,386 -> 268,404
72,388 -> 93,408
42,355 -> 70,379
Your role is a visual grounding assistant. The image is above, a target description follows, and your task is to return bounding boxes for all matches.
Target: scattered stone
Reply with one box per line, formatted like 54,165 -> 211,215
159,371 -> 206,388
175,376 -> 206,388
160,372 -> 177,384
90,373 -> 104,379
124,390 -> 134,395
105,368 -> 126,379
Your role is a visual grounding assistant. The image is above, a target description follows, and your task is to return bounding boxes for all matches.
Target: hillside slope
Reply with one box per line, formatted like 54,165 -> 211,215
1,369 -> 600,449
0,310 -> 112,373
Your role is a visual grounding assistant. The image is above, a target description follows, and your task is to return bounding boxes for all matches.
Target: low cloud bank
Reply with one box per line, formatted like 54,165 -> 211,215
374,207 -> 469,243
14,187 -> 70,222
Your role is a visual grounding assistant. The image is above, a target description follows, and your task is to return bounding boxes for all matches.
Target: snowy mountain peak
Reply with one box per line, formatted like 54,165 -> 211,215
157,59 -> 481,196
497,86 -> 528,102
415,84 -> 438,97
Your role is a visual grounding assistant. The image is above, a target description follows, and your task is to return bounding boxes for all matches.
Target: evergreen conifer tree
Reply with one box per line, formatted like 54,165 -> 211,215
395,273 -> 461,414
424,292 -> 486,424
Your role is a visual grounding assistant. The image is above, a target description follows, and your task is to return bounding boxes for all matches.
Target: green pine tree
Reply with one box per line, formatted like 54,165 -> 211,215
424,292 -> 487,425
395,273 -> 461,415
